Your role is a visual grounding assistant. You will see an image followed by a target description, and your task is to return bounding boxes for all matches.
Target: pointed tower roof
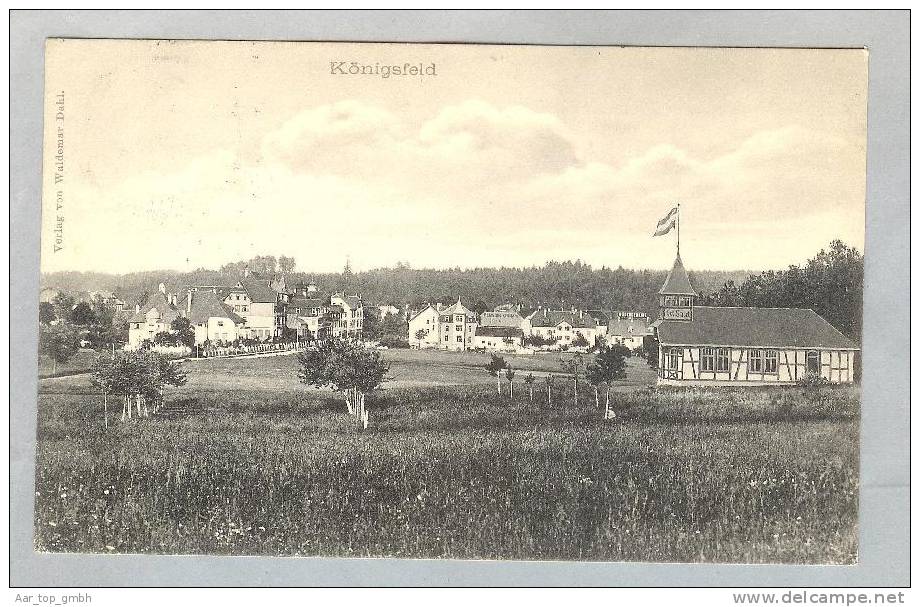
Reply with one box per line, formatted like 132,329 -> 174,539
659,254 -> 697,296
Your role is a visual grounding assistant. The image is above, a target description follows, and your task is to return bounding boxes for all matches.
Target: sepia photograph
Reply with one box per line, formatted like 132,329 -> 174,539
35,39 -> 866,564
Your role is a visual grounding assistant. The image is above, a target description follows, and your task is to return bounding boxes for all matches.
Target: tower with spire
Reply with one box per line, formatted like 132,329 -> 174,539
658,253 -> 697,322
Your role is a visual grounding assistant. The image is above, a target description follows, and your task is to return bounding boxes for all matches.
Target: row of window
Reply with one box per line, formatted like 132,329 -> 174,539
444,335 -> 473,343
664,348 -> 781,373
661,295 -> 695,307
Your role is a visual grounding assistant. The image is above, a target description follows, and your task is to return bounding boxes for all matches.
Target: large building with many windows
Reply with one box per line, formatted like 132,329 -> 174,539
652,254 -> 859,386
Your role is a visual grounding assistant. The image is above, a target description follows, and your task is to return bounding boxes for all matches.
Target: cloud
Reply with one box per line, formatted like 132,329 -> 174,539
51,100 -> 864,273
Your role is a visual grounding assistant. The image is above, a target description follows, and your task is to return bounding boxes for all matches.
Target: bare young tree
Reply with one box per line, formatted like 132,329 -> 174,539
484,354 -> 507,396
524,373 -> 535,405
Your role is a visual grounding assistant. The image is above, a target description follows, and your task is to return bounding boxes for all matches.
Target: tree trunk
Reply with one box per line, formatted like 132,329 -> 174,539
547,385 -> 552,407
496,375 -> 501,395
594,387 -> 599,409
509,381 -> 513,399
529,386 -> 533,404
103,392 -> 108,429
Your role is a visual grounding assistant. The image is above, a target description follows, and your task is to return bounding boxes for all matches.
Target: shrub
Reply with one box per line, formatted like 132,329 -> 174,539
379,336 -> 409,349
797,372 -> 831,389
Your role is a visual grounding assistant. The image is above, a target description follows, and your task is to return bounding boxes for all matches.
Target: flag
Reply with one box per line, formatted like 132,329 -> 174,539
653,207 -> 678,237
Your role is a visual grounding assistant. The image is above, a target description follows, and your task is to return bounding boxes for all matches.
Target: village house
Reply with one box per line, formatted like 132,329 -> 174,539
438,298 -> 478,351
286,296 -> 331,340
408,304 -> 443,349
652,254 -> 860,386
127,284 -> 181,346
330,293 -> 364,340
177,289 -> 245,345
472,326 -> 524,352
236,279 -> 281,339
185,276 -> 287,340
523,308 -> 601,347
605,312 -> 653,350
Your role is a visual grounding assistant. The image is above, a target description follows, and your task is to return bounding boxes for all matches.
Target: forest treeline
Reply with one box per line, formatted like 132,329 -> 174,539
41,241 -> 862,341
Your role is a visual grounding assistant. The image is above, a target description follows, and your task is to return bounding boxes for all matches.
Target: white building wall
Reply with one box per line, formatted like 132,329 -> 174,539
408,308 -> 441,349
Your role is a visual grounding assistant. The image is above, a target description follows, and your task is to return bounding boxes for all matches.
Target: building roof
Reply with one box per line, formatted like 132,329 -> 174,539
129,292 -> 180,324
528,309 -> 597,329
440,298 -> 474,317
659,254 -> 698,296
239,279 -> 278,303
656,306 -> 858,349
179,290 -> 244,325
288,296 -> 326,309
479,310 -> 524,328
409,304 -> 438,323
475,326 -> 524,338
343,295 -> 362,309
607,318 -> 652,337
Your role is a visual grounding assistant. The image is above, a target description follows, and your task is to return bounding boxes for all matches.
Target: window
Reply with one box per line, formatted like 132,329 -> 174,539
455,325 -> 462,332
701,347 -> 714,372
764,350 -> 778,373
456,336 -> 462,343
749,349 -> 764,373
807,351 -> 820,373
666,348 -> 680,370
716,348 -> 730,372
444,335 -> 449,342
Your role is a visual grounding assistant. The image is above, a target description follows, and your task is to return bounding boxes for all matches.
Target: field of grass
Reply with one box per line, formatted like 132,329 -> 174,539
38,349 -> 100,378
34,352 -> 859,563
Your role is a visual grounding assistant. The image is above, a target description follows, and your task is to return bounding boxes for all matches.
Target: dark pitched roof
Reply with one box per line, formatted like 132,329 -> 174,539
479,310 -> 524,328
240,279 -> 278,303
475,326 -> 524,338
607,318 -> 652,337
288,296 -> 326,308
440,299 -> 474,317
129,292 -> 179,324
656,306 -> 858,349
529,310 -> 597,329
179,290 -> 244,325
659,254 -> 697,296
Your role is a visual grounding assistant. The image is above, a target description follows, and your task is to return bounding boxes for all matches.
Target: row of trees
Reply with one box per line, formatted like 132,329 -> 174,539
702,240 -> 863,342
90,351 -> 188,426
39,292 -> 128,352
219,255 -> 297,277
483,345 -> 628,416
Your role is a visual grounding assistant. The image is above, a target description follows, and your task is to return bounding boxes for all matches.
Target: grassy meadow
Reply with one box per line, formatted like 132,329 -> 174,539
34,350 -> 859,563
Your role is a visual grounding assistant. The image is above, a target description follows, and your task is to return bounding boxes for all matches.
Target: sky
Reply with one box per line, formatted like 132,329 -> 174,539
41,41 -> 867,275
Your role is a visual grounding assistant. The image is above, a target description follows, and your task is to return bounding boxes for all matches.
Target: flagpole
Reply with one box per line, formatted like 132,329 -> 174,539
676,202 -> 680,257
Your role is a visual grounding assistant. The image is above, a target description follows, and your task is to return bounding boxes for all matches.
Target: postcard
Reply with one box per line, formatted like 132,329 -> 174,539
36,40 -> 866,562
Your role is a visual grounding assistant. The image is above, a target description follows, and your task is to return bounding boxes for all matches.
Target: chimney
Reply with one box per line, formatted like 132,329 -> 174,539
135,303 -> 140,314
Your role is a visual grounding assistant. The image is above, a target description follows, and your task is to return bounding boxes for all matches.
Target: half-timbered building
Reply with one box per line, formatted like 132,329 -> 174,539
652,254 -> 859,386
